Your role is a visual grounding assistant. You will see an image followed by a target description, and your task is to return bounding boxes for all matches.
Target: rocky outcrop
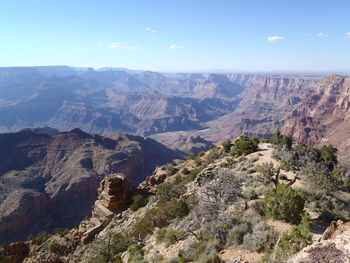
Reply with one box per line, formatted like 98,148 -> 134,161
289,220 -> 350,263
0,129 -> 180,243
92,174 -> 129,221
80,174 -> 129,244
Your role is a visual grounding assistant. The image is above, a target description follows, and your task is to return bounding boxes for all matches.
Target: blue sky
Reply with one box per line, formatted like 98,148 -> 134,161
0,0 -> 349,72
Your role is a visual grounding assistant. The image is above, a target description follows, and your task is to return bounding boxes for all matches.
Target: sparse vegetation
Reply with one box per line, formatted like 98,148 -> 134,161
130,194 -> 148,211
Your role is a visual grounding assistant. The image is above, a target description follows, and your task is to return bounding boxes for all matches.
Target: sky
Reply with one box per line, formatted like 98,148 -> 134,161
0,0 -> 349,72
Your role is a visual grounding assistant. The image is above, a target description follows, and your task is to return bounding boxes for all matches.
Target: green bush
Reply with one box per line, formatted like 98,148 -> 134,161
222,140 -> 234,153
48,240 -> 73,256
157,179 -> 185,203
54,228 -> 69,237
128,244 -> 147,263
264,184 -> 305,224
165,200 -> 189,219
271,129 -> 282,145
130,194 -> 147,211
231,136 -> 259,157
156,228 -> 167,243
131,200 -> 189,241
181,168 -> 190,175
184,167 -> 202,183
164,229 -> 186,247
243,188 -> 258,200
226,223 -> 251,246
168,166 -> 179,175
198,151 -> 205,157
28,231 -> 51,245
278,213 -> 312,256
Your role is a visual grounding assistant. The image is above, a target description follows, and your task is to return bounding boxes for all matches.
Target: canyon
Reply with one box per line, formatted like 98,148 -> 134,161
0,128 -> 179,242
1,66 -> 350,244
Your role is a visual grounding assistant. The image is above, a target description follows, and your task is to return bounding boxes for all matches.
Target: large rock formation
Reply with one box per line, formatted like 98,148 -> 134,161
0,128 -> 180,242
80,174 -> 129,244
92,174 -> 129,221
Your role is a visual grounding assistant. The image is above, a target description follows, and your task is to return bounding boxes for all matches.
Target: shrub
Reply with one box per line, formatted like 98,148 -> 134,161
168,166 -> 179,175
198,151 -> 205,157
271,129 -> 282,145
128,244 -> 147,263
156,228 -> 186,246
131,208 -> 169,240
256,162 -> 280,186
231,136 -> 259,157
247,168 -> 257,174
243,221 -> 278,253
86,232 -> 131,263
130,194 -> 147,211
156,228 -> 167,243
204,149 -> 220,165
164,229 -> 186,247
181,238 -> 222,262
243,188 -> 258,200
278,213 -> 312,256
28,231 -> 51,245
131,200 -> 189,241
264,184 -> 305,224
48,240 -> 73,256
226,223 -> 251,246
181,168 -> 190,175
165,200 -> 189,219
195,157 -> 203,166
281,135 -> 293,150
157,179 -> 185,203
184,167 -> 202,183
222,140 -> 234,153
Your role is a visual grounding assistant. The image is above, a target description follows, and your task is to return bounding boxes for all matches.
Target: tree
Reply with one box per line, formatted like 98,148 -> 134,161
320,145 -> 337,169
231,135 -> 259,157
264,184 -> 305,224
222,140 -> 233,153
277,213 -> 312,257
280,135 -> 293,150
271,130 -> 282,145
256,162 -> 280,187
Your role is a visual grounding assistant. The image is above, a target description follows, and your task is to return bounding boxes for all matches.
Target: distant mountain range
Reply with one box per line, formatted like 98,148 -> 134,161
0,66 -> 350,162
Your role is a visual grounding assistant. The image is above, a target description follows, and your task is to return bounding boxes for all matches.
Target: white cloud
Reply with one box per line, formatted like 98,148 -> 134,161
145,27 -> 156,33
106,42 -> 141,50
267,36 -> 285,42
169,44 -> 184,49
317,32 -> 328,38
346,32 -> 350,38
